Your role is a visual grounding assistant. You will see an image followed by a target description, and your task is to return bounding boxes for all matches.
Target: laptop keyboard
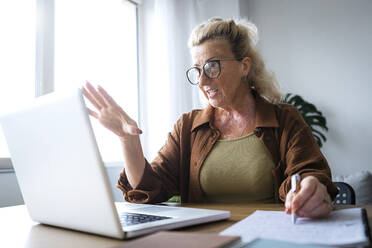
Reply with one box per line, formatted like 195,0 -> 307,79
119,212 -> 172,226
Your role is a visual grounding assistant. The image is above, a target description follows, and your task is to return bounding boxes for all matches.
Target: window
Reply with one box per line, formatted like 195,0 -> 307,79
54,0 -> 138,162
0,1 -> 36,159
0,0 -> 138,164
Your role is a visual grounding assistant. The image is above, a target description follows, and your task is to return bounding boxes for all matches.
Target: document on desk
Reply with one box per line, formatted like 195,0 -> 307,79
220,208 -> 370,247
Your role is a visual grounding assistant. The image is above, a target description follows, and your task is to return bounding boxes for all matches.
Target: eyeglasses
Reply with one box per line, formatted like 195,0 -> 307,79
186,58 -> 241,85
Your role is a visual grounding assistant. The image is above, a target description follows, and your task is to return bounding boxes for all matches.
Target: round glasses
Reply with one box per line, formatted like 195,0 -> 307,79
186,58 -> 241,85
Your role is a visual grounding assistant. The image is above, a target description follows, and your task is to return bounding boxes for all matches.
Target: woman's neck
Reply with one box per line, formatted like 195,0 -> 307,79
213,90 -> 256,139
215,87 -> 255,121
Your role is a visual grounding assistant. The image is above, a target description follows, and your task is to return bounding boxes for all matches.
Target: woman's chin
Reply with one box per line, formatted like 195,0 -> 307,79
208,98 -> 222,108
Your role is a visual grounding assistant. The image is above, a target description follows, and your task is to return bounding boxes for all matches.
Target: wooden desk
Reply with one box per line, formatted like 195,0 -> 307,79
1,204 -> 371,248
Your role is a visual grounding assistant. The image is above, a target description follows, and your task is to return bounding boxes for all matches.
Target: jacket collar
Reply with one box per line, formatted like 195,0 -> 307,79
191,94 -> 279,132
255,95 -> 279,128
191,104 -> 215,132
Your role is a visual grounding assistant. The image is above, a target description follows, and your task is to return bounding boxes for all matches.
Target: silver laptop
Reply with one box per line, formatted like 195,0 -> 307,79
0,89 -> 230,239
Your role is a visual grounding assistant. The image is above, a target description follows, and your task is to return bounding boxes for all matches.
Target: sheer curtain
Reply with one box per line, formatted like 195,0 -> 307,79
138,0 -> 201,160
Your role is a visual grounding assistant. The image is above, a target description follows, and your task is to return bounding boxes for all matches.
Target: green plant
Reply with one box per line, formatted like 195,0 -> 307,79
167,196 -> 181,203
281,93 -> 328,148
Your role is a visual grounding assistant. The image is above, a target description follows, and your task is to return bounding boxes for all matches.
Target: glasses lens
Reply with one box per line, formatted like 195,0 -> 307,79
187,68 -> 200,85
204,61 -> 220,78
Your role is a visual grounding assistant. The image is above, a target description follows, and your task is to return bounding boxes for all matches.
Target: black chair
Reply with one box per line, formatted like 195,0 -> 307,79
333,182 -> 356,205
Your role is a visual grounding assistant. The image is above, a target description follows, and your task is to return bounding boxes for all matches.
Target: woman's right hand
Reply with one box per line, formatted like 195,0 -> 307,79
82,81 -> 142,139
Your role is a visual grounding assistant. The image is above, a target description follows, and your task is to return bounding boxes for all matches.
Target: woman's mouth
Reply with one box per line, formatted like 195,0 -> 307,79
206,88 -> 218,98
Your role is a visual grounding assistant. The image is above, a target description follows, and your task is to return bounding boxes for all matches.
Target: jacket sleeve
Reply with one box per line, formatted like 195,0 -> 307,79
116,118 -> 182,204
278,106 -> 338,202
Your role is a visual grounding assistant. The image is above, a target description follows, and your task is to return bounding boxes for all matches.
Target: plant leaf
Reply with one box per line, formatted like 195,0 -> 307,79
311,128 -> 327,142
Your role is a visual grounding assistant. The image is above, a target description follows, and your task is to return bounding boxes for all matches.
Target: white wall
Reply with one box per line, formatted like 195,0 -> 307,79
197,0 -> 240,20
240,0 -> 372,175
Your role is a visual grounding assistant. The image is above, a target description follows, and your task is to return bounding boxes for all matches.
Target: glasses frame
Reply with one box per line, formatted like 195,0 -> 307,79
186,58 -> 242,85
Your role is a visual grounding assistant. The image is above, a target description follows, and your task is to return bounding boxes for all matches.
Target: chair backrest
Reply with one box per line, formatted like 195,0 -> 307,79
333,182 -> 356,205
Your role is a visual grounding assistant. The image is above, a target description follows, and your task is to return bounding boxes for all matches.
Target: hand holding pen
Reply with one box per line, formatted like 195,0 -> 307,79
285,175 -> 333,221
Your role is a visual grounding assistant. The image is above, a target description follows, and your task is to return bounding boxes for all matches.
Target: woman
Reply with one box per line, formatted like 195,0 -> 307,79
82,18 -> 338,218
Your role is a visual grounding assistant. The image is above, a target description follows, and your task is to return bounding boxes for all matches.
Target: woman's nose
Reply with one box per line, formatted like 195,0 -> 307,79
198,70 -> 209,86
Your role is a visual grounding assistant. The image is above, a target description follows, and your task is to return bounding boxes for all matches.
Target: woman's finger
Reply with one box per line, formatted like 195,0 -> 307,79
285,191 -> 295,214
82,86 -> 102,110
299,194 -> 332,218
292,177 -> 317,212
127,125 -> 143,135
109,123 -> 142,138
87,107 -> 99,119
97,85 -> 118,106
85,81 -> 108,108
296,182 -> 325,215
97,85 -> 133,121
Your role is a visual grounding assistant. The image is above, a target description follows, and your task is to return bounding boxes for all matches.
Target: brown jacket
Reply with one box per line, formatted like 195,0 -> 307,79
117,95 -> 338,203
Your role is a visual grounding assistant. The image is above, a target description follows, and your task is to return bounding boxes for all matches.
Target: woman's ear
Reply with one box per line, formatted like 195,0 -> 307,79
241,57 -> 252,76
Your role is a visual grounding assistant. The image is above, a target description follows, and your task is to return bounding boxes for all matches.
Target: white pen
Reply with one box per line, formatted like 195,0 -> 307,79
291,174 -> 301,224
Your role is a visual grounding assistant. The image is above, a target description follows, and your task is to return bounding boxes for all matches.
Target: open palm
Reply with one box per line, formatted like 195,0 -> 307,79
82,81 -> 142,139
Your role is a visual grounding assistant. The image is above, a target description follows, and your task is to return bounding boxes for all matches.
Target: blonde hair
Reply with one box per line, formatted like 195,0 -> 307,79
188,18 -> 281,104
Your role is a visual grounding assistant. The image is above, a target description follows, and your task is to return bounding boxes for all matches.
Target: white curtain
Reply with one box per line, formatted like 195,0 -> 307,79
138,0 -> 240,160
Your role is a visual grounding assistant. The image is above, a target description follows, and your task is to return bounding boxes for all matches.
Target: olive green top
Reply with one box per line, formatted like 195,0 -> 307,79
200,133 -> 275,203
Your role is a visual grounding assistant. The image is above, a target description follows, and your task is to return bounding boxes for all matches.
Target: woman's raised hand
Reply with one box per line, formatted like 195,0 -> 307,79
82,81 -> 142,139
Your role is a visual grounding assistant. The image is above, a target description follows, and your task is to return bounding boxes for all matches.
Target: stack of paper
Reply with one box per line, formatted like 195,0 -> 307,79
220,208 -> 370,247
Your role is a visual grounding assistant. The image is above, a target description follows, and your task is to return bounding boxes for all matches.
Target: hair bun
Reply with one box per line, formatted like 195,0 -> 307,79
207,17 -> 224,22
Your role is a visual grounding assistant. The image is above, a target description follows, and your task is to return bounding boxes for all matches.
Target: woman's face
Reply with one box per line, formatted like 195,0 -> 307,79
191,39 -> 250,109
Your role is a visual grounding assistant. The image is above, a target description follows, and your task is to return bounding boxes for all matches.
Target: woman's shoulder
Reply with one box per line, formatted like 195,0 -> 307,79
275,102 -> 300,115
257,95 -> 303,125
276,103 -> 308,138
274,102 -> 307,129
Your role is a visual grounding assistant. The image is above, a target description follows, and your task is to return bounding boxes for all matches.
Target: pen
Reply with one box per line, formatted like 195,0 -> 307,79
291,174 -> 301,224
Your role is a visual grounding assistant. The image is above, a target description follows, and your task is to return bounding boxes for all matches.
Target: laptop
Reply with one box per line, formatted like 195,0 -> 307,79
0,89 -> 230,239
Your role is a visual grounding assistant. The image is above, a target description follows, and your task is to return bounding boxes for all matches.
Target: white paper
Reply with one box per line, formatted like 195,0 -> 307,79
220,208 -> 369,246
